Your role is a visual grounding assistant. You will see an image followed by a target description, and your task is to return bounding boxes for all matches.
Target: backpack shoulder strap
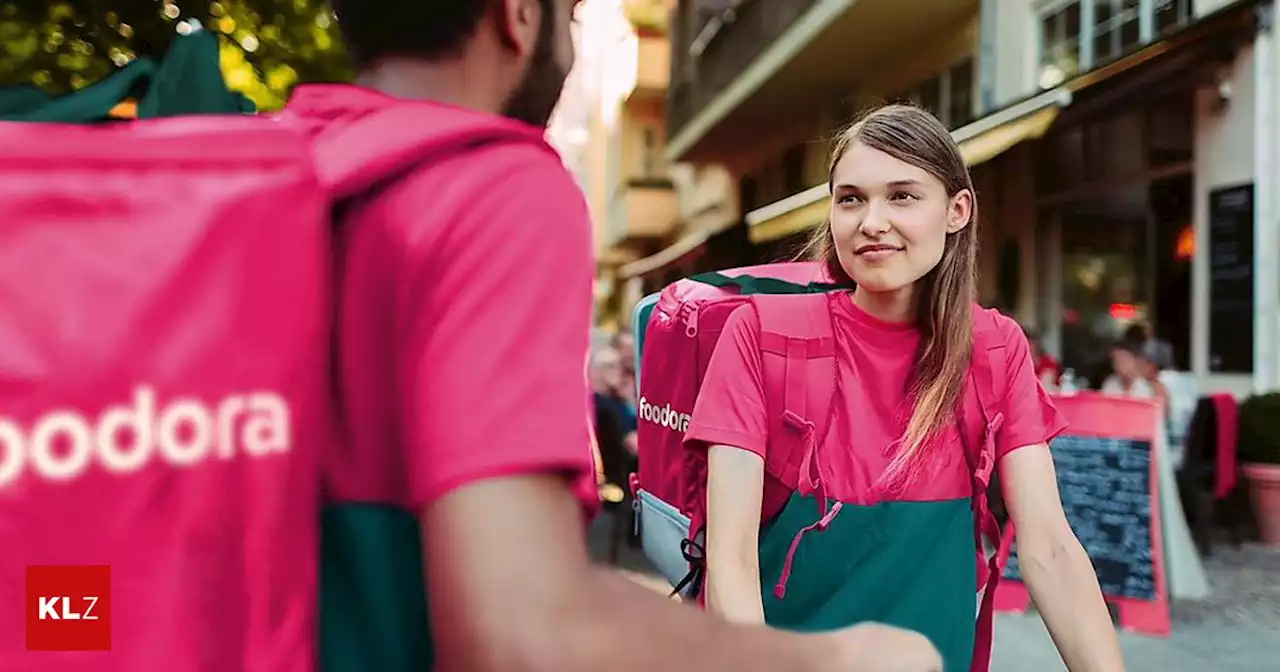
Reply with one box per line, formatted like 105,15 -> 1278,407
970,305 -> 1010,428
967,304 -> 1014,672
751,293 -> 837,487
308,107 -> 545,200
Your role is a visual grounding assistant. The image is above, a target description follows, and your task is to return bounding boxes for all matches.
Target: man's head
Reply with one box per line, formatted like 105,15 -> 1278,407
330,0 -> 578,126
1111,340 -> 1143,381
613,331 -> 635,372
589,347 -> 624,394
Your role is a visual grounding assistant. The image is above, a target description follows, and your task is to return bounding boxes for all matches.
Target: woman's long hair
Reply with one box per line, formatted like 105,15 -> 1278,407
801,104 -> 980,489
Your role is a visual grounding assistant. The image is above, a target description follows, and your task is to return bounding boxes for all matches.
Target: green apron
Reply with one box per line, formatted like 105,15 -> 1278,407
759,492 -> 978,671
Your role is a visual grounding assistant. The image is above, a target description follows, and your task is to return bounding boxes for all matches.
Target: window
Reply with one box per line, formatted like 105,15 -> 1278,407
782,145 -> 806,195
1039,2 -> 1081,89
739,176 -> 759,213
640,126 -> 662,177
911,76 -> 943,118
1037,0 -> 1189,90
1145,88 -> 1194,166
1092,0 -> 1141,64
1155,0 -> 1192,35
898,57 -> 974,129
948,59 -> 975,128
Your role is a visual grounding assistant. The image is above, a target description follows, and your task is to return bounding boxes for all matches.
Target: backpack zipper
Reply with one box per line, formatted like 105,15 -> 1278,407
679,302 -> 699,337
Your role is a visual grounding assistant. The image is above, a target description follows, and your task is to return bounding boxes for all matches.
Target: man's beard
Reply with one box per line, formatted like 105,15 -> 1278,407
502,14 -> 566,127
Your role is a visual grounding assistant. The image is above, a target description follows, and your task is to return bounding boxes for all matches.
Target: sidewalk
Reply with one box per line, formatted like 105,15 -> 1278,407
591,516 -> 1280,670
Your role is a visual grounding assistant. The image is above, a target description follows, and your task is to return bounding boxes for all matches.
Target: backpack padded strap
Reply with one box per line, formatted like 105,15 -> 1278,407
967,305 -> 1011,672
969,306 -> 1008,492
752,293 -> 837,488
309,107 -> 546,199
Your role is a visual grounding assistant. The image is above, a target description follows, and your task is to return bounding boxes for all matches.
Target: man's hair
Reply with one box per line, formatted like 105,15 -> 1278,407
329,2 -> 495,66
330,0 -> 554,67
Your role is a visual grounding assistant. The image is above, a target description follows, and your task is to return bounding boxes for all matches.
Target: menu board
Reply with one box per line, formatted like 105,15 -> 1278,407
1002,434 -> 1156,601
1208,184 -> 1254,373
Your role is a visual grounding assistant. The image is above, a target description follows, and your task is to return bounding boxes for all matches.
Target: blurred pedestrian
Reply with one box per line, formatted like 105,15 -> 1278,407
591,346 -> 637,458
1102,337 -> 1171,409
613,329 -> 638,405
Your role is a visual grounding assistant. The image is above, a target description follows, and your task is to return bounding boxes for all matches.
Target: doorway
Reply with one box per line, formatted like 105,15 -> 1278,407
1150,173 -> 1193,371
1046,170 -> 1193,386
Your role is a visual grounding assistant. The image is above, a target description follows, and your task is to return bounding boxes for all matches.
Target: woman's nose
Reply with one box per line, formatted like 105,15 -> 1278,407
858,200 -> 892,235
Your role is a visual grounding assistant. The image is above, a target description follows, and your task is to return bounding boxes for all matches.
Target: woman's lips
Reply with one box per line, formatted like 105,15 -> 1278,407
855,244 -> 902,261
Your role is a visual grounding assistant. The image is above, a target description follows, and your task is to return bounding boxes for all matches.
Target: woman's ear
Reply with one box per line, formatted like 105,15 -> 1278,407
946,189 -> 973,234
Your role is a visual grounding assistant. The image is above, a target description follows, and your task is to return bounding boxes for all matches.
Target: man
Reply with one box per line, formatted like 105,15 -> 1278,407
591,346 -> 637,458
291,1 -> 942,669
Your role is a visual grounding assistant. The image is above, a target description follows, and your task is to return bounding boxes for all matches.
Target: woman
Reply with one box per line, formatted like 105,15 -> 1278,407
685,105 -> 1123,671
1102,338 -> 1170,403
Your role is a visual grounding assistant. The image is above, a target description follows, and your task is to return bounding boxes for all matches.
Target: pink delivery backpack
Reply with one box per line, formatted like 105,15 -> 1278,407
629,262 -> 1013,669
0,105 -> 533,668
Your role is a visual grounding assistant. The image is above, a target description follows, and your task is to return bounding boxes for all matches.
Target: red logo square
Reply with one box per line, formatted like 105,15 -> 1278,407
25,565 -> 111,651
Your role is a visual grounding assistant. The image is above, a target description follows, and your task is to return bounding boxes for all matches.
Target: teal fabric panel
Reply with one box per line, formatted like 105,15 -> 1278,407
759,493 -> 978,671
319,504 -> 433,671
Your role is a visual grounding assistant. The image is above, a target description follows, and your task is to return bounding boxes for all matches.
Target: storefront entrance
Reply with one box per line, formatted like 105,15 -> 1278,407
1034,86 -> 1195,386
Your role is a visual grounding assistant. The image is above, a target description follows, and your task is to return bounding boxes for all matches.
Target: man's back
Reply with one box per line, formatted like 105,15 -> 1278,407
288,84 -> 599,670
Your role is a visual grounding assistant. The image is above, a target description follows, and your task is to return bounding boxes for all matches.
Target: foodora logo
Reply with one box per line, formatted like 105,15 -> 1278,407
0,385 -> 291,488
638,396 -> 692,434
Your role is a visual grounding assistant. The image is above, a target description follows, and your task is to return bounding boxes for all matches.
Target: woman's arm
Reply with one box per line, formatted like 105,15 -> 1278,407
705,444 -> 767,625
1000,445 -> 1125,671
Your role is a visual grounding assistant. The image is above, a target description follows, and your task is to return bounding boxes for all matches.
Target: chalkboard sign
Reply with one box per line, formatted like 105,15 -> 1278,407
1208,184 -> 1254,373
1003,434 -> 1156,601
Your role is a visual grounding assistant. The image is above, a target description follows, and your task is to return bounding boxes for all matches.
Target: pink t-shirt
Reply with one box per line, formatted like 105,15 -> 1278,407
306,87 -> 600,512
686,294 -> 1066,503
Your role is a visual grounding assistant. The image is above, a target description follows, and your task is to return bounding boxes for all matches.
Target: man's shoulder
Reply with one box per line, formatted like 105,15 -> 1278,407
378,138 -> 582,235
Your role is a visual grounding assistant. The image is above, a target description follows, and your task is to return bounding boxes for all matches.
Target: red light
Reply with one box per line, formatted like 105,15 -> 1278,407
1109,303 -> 1139,321
1175,225 -> 1194,260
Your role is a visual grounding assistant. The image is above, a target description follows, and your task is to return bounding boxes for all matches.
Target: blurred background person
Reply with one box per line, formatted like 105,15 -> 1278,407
1025,326 -> 1062,390
591,345 -> 638,464
1102,337 -> 1171,410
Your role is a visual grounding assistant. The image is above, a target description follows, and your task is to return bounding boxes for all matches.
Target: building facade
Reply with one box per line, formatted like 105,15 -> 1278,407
639,0 -> 1277,396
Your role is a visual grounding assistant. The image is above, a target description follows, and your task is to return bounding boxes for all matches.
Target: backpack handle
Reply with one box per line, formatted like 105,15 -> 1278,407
310,107 -> 542,199
690,271 -> 845,296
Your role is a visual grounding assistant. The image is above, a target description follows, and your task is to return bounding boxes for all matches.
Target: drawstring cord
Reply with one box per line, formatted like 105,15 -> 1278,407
773,417 -> 843,599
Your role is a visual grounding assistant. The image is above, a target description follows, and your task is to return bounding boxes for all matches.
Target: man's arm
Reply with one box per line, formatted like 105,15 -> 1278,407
422,473 -> 940,672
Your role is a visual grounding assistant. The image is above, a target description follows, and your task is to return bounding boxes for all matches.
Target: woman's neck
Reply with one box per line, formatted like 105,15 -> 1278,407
851,286 -> 916,324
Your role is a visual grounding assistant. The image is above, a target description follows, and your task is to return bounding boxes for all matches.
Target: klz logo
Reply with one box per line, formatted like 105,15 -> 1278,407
26,565 -> 111,651
38,596 -> 100,620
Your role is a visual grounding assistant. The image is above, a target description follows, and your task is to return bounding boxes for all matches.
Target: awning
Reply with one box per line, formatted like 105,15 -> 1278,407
618,228 -> 709,279
745,87 -> 1074,245
597,245 -> 639,269
956,104 -> 1061,167
744,184 -> 827,244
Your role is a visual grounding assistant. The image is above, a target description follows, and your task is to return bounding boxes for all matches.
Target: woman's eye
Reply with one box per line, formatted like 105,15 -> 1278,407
837,194 -> 863,204
891,191 -> 918,201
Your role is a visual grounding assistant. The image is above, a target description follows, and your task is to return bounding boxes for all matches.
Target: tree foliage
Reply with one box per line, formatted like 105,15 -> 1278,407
0,0 -> 352,109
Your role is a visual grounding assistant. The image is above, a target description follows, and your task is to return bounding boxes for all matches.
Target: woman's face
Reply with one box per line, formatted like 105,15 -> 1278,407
1111,348 -> 1139,379
828,141 -> 971,295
